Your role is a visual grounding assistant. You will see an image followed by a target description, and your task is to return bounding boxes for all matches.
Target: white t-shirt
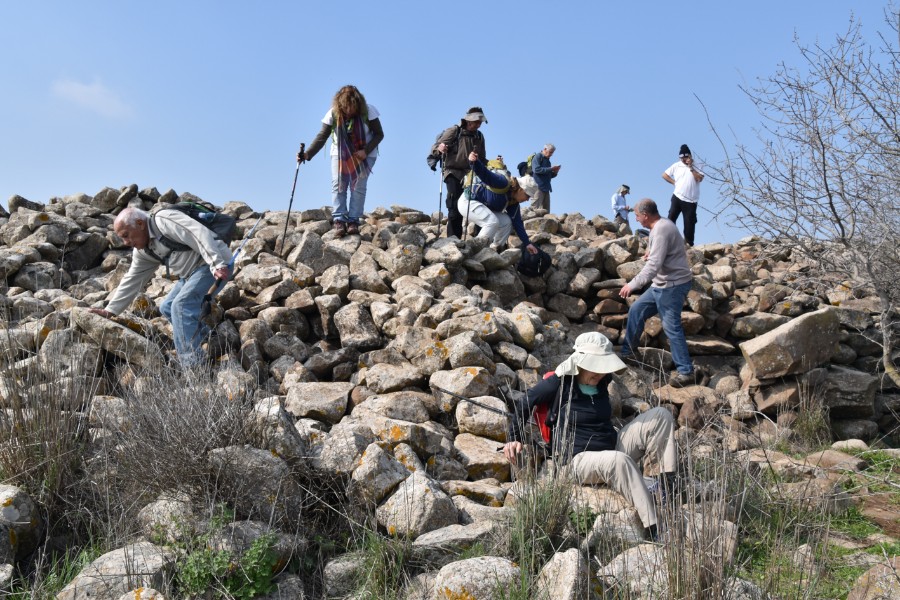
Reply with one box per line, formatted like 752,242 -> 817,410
322,103 -> 380,158
664,160 -> 704,203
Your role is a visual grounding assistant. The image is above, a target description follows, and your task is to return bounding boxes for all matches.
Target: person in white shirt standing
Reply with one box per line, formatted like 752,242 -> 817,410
662,144 -> 704,247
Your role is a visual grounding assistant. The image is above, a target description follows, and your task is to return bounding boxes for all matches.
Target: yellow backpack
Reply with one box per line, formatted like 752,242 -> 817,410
464,158 -> 511,194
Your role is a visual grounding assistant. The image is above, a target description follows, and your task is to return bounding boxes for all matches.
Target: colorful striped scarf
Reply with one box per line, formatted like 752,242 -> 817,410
335,113 -> 373,190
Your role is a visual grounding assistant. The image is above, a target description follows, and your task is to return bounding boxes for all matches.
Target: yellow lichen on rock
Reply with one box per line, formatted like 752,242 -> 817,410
439,586 -> 477,600
389,425 -> 405,441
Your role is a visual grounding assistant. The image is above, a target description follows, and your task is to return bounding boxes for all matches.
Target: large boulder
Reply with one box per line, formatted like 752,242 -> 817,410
71,308 -> 165,370
535,548 -> 593,600
284,381 -> 353,424
0,485 -> 43,561
739,307 -> 840,378
847,556 -> 900,600
430,556 -> 520,600
376,472 -> 458,537
56,541 -> 174,600
821,366 -> 878,419
207,445 -> 306,525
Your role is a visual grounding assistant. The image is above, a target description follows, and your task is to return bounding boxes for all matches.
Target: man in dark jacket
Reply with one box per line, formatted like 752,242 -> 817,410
429,107 -> 488,238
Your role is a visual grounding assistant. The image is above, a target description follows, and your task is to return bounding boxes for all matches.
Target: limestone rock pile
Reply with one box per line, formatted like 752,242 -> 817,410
1,185 -> 898,599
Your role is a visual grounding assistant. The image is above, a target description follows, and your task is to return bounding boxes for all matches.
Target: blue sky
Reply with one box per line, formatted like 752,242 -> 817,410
1,1 -> 891,246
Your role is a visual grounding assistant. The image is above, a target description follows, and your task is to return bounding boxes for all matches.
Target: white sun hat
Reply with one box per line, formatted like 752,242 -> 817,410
554,331 -> 627,377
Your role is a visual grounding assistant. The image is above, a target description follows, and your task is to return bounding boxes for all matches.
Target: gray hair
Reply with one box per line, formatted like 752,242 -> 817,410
114,207 -> 149,229
544,143 -> 556,153
634,198 -> 659,217
617,184 -> 630,195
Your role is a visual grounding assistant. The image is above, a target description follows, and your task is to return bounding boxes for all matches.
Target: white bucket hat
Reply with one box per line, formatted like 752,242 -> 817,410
555,332 -> 626,377
516,175 -> 539,199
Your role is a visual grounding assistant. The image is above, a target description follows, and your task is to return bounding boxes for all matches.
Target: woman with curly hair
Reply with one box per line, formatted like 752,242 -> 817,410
300,85 -> 384,237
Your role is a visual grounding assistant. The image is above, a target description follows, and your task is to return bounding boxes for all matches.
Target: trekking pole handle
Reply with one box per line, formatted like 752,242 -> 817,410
296,142 -> 306,164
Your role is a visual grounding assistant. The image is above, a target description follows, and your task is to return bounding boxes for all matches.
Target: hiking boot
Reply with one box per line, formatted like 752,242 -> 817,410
668,371 -> 696,388
332,221 -> 347,238
346,222 -> 360,235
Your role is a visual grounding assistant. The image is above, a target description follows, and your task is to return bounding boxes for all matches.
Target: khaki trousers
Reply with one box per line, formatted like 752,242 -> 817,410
570,407 -> 676,528
531,189 -> 550,211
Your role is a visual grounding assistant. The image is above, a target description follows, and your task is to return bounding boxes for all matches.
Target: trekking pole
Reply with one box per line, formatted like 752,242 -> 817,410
462,160 -> 474,241
436,156 -> 444,238
279,142 -> 305,255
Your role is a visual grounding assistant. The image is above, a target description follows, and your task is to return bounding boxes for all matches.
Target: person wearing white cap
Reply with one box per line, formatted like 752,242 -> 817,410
503,331 -> 678,540
459,151 -> 541,253
428,107 -> 489,239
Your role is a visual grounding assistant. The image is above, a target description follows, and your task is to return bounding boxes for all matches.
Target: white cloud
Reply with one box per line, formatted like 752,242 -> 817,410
51,78 -> 134,119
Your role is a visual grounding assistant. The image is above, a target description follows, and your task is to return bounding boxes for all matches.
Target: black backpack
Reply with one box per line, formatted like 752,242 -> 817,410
516,153 -> 537,177
516,248 -> 552,277
150,202 -> 237,252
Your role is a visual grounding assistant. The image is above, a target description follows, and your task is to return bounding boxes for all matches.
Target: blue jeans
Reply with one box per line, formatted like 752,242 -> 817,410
160,265 -> 216,366
331,155 -> 376,224
621,282 -> 693,375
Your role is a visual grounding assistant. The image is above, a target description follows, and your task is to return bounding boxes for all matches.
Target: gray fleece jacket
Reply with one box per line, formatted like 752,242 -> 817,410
105,210 -> 232,314
629,218 -> 692,290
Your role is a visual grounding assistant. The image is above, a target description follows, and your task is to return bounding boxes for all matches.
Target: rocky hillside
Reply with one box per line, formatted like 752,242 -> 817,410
1,185 -> 898,599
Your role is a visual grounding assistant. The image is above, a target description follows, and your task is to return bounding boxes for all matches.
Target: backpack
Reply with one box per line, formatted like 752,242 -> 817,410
517,153 -> 536,177
534,371 -> 611,444
533,372 -> 556,444
150,202 -> 237,253
464,168 -> 510,196
427,126 -> 462,171
516,247 -> 552,277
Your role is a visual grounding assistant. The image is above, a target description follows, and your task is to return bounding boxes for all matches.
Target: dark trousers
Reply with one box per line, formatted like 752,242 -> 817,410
445,174 -> 464,239
667,195 -> 697,246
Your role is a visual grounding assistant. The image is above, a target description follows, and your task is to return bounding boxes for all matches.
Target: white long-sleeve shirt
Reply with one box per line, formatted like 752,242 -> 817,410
611,193 -> 629,219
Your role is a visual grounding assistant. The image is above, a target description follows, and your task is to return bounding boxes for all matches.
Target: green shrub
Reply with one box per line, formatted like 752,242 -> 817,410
175,525 -> 279,599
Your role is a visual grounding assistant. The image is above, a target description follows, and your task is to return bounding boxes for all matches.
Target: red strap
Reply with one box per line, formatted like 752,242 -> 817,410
533,371 -> 555,443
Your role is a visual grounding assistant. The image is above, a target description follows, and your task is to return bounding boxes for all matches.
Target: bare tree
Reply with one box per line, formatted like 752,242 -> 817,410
709,4 -> 900,387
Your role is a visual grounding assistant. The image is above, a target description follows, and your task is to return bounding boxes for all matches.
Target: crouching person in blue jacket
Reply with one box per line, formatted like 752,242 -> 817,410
458,151 -> 540,254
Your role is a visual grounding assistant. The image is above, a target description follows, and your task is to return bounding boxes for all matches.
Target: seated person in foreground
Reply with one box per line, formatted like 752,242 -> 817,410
503,331 -> 678,540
